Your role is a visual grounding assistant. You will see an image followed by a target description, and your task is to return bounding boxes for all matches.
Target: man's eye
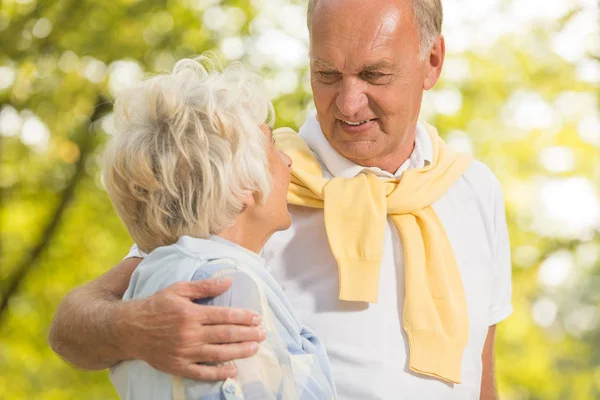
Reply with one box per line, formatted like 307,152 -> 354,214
362,71 -> 387,81
317,71 -> 340,82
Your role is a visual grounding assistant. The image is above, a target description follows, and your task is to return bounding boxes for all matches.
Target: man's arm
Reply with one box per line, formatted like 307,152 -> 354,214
480,167 -> 512,399
48,258 -> 140,370
49,258 -> 266,381
480,325 -> 499,400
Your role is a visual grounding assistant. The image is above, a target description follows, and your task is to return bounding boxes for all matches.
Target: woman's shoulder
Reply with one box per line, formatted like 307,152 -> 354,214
190,258 -> 246,281
125,245 -> 260,302
192,260 -> 266,312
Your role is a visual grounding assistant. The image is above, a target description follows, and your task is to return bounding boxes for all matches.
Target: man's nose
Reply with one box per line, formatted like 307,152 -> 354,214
336,77 -> 368,117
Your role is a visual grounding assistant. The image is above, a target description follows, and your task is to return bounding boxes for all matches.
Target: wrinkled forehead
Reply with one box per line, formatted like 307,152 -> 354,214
309,0 -> 417,66
313,2 -> 417,48
312,0 -> 412,40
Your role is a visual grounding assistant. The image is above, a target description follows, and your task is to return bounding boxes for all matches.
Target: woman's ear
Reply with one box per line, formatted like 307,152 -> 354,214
241,191 -> 257,211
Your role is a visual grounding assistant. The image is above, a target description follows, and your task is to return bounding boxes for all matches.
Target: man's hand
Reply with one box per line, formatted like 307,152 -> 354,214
115,277 -> 266,381
49,258 -> 265,381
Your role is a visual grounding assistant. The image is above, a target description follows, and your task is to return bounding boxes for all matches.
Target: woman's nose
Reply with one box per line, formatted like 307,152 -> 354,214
282,150 -> 293,168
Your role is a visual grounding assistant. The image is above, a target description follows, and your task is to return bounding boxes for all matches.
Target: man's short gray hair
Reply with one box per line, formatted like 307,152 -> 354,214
103,56 -> 274,253
307,0 -> 443,60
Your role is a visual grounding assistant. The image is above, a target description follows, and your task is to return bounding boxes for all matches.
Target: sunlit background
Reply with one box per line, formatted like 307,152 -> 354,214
1,0 -> 599,399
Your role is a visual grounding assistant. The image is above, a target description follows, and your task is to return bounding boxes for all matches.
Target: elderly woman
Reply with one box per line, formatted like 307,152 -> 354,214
103,57 -> 337,400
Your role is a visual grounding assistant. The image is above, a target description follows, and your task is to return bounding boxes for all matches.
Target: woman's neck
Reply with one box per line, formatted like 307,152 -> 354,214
217,219 -> 272,254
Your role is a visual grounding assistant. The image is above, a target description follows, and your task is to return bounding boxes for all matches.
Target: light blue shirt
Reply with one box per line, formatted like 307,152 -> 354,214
110,235 -> 337,400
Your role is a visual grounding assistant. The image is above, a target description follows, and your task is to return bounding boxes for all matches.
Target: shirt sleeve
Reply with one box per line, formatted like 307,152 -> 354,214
181,266 -> 295,400
488,177 -> 514,326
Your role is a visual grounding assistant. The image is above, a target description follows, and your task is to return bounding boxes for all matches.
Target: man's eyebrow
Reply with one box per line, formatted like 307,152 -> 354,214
311,57 -> 337,70
362,61 -> 395,72
311,58 -> 397,73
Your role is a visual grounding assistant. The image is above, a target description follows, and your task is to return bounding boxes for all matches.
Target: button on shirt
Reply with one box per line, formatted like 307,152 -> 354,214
261,113 -> 513,400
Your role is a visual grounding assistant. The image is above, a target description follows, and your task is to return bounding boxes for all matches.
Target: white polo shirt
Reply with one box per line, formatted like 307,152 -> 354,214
261,114 -> 513,399
126,115 -> 512,400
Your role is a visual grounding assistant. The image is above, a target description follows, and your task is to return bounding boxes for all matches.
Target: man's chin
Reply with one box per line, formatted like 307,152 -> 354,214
335,141 -> 382,164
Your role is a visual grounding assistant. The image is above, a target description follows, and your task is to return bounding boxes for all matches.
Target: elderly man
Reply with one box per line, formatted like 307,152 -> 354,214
49,0 -> 512,399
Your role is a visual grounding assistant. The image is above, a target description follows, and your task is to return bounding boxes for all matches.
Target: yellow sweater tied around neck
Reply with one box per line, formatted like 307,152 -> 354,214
274,122 -> 472,384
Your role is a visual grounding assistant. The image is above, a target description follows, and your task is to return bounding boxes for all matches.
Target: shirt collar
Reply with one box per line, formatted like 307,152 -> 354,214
175,235 -> 265,269
298,111 -> 432,179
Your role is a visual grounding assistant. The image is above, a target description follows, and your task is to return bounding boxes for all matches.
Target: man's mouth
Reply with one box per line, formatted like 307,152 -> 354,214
339,118 -> 377,126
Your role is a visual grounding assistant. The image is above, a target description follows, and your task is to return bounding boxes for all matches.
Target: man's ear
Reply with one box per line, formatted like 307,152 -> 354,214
423,35 -> 445,91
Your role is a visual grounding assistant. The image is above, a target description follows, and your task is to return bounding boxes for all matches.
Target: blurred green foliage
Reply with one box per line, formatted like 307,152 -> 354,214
1,0 -> 599,399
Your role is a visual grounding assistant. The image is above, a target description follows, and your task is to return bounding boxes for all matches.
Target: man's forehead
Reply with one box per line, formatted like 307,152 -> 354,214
311,0 -> 409,13
309,1 -> 411,52
311,0 -> 407,27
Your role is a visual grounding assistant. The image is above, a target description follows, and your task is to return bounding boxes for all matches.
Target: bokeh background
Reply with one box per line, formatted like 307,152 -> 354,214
1,0 -> 599,398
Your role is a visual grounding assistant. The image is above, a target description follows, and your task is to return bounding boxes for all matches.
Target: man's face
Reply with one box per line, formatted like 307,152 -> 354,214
309,0 -> 441,171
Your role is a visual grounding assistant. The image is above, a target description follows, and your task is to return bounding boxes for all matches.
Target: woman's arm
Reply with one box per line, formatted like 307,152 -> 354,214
48,258 -> 265,380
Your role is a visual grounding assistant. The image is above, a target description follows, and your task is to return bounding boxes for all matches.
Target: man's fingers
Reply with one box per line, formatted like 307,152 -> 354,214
183,363 -> 238,381
198,305 -> 262,327
194,342 -> 261,363
201,324 -> 266,345
172,278 -> 233,300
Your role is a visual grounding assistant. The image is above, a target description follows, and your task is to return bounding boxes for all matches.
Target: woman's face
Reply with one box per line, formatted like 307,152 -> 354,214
252,124 -> 293,232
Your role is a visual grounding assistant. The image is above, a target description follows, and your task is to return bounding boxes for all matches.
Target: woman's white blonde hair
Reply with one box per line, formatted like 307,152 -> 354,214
103,56 -> 274,253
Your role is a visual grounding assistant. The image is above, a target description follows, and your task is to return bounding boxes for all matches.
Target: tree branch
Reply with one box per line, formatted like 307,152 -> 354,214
0,97 -> 112,321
